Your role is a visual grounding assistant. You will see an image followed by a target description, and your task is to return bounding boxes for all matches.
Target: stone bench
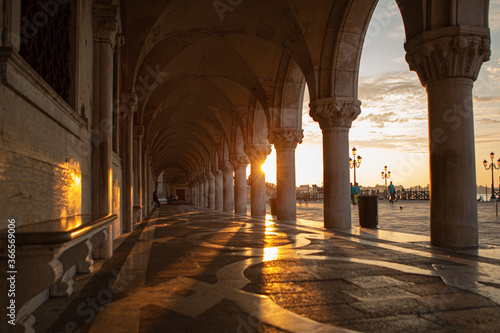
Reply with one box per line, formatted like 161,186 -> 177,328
0,214 -> 117,333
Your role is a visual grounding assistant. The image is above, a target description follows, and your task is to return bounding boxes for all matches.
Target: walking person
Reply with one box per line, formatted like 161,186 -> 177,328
153,191 -> 160,208
350,182 -> 355,205
353,183 -> 360,205
388,181 -> 396,204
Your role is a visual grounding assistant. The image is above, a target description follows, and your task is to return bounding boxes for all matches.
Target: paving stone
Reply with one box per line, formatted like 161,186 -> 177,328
400,282 -> 458,296
421,307 -> 500,331
335,314 -> 447,333
345,275 -> 410,289
345,286 -> 420,302
419,292 -> 498,312
284,303 -> 370,323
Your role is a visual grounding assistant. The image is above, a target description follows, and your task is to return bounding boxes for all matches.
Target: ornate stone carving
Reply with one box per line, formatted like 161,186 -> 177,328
405,34 -> 491,86
95,16 -> 118,45
219,160 -> 234,173
268,127 -> 304,149
309,98 -> 361,129
134,125 -> 144,139
244,144 -> 272,163
229,154 -> 250,168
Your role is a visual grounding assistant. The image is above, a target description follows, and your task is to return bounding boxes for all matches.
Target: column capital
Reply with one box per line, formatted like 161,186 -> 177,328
405,31 -> 490,86
268,127 -> 304,149
134,125 -> 144,139
230,154 -> 250,169
93,5 -> 119,46
211,164 -> 222,176
121,91 -> 138,117
244,144 -> 272,164
309,97 -> 361,130
219,160 -> 234,173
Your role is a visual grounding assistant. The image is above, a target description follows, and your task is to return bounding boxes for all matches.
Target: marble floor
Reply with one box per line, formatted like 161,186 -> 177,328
36,204 -> 500,332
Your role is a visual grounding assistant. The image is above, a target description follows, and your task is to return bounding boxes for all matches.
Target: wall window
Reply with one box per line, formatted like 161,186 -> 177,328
19,0 -> 71,102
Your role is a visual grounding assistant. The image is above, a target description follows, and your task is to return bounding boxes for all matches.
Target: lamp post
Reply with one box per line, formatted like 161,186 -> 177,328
381,165 -> 391,198
483,152 -> 500,200
349,147 -> 362,185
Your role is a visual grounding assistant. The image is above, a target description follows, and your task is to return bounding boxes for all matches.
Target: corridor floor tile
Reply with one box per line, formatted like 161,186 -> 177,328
37,205 -> 500,332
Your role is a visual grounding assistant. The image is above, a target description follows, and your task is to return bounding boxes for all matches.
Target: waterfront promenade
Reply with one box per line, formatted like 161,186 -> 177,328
295,200 -> 500,247
35,202 -> 500,332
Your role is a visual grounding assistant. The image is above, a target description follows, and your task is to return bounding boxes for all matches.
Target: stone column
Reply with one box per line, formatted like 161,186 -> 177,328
244,145 -> 272,217
214,166 -> 223,210
230,154 -> 250,214
405,33 -> 490,247
204,174 -> 210,208
142,149 -> 149,217
310,98 -> 360,228
268,128 -> 304,220
186,182 -> 191,205
133,126 -> 144,222
220,161 -> 234,212
122,93 -> 137,232
208,171 -> 216,209
199,174 -> 206,208
92,9 -> 118,218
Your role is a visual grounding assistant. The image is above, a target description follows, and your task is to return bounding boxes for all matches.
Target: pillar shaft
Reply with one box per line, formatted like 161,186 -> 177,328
405,31 -> 490,247
323,127 -> 351,227
133,126 -> 144,222
234,166 -> 247,214
268,128 -> 304,221
123,109 -> 135,232
92,14 -> 118,219
310,98 -> 361,228
208,173 -> 216,209
231,154 -> 250,214
205,177 -> 210,208
244,145 -> 272,217
428,78 -> 477,246
220,161 -> 234,212
215,171 -> 223,210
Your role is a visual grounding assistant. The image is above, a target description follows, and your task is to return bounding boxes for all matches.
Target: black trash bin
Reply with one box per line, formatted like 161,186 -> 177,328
358,195 -> 378,228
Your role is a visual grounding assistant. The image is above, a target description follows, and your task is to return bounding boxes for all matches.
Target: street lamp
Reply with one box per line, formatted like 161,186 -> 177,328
349,147 -> 362,185
483,152 -> 500,200
381,165 -> 391,197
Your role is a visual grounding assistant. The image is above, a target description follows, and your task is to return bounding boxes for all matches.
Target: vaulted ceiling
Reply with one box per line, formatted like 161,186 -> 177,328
121,0 -> 382,182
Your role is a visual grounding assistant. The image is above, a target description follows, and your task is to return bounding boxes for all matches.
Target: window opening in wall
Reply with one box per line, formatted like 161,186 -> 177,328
19,0 -> 71,102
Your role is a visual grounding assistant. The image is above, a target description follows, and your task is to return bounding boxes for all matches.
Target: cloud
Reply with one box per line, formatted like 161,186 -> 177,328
489,2 -> 500,32
358,111 -> 409,128
386,24 -> 405,40
350,133 -> 428,153
477,118 -> 500,124
358,71 -> 428,122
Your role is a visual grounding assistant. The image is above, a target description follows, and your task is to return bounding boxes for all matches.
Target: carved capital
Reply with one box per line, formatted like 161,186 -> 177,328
120,91 -> 138,116
405,33 -> 490,86
93,4 -> 119,45
211,164 -> 222,176
230,154 -> 250,169
309,98 -> 361,129
244,144 -> 272,164
268,127 -> 304,149
95,16 -> 118,45
134,125 -> 144,139
219,160 -> 234,173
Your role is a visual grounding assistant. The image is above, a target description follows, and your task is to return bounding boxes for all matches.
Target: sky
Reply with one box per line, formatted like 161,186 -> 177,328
262,0 -> 500,189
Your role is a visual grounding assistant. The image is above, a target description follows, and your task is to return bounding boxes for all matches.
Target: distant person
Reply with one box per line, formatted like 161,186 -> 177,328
353,183 -> 360,204
388,181 -> 396,204
350,183 -> 355,205
153,191 -> 160,208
